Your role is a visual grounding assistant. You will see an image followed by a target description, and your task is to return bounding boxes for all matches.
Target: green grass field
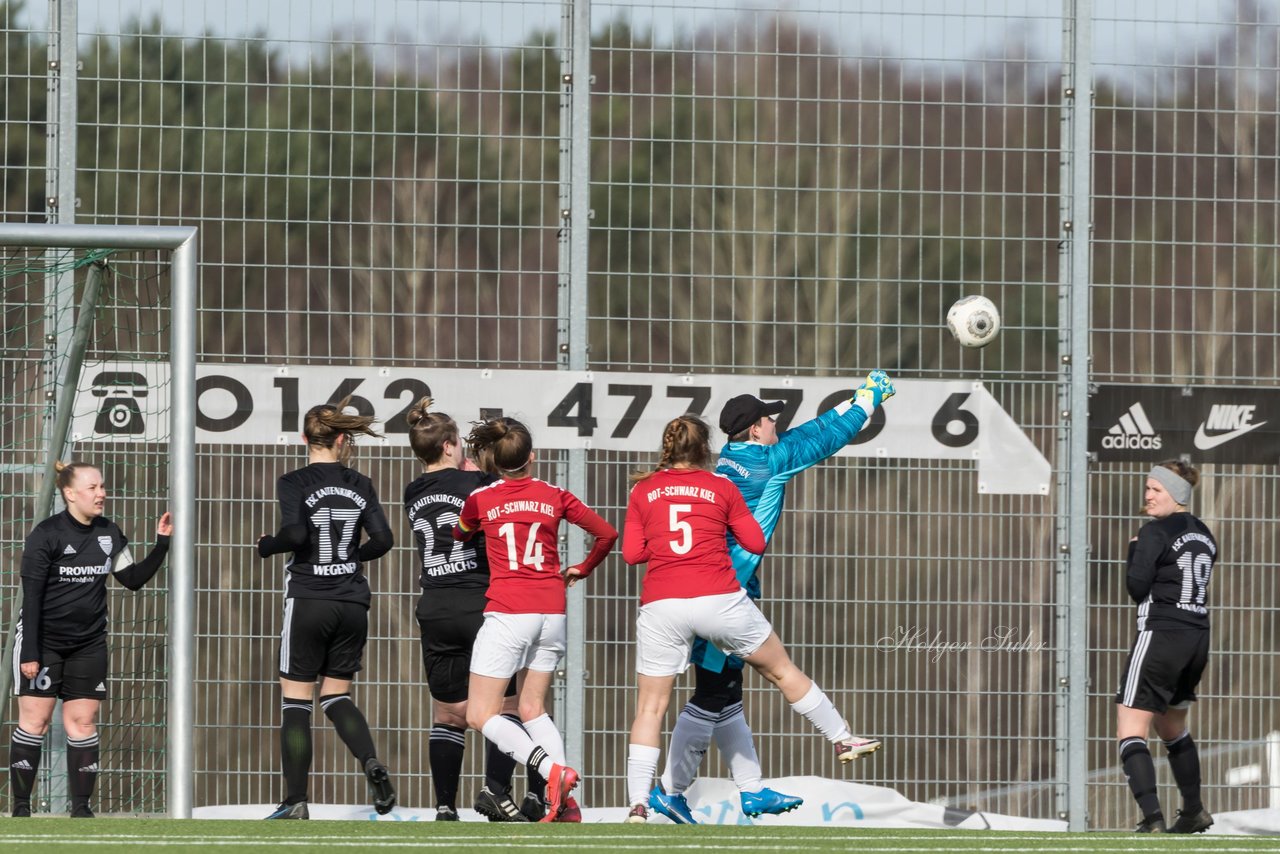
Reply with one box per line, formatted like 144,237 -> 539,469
0,820 -> 1271,853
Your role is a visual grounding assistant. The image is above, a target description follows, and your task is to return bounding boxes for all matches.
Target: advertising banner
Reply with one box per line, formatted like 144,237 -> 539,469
1090,385 -> 1280,464
72,364 -> 1051,494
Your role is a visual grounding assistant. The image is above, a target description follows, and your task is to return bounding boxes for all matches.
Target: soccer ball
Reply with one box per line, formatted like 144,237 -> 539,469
946,295 -> 1001,349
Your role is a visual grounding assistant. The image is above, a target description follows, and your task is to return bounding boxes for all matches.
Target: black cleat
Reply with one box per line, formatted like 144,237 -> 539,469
434,805 -> 459,821
265,800 -> 309,820
519,791 -> 547,822
1134,814 -> 1166,833
69,802 -> 95,819
364,758 -> 396,815
1169,806 -> 1213,834
12,801 -> 31,818
474,786 -> 529,822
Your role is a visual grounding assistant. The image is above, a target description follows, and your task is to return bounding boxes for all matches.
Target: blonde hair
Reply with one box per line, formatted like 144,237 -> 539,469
54,460 -> 100,494
303,396 -> 381,464
631,415 -> 712,482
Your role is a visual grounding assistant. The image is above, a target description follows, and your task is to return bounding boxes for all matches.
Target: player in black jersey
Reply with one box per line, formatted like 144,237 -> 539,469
1116,460 -> 1217,835
403,396 -> 543,822
256,399 -> 396,820
8,460 -> 171,818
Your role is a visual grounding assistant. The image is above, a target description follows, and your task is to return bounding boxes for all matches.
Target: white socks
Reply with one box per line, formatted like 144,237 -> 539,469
523,713 -> 567,766
790,682 -> 852,743
627,743 -> 662,807
481,715 -> 556,778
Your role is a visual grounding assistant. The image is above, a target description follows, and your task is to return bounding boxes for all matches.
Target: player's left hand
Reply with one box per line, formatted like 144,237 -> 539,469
854,370 -> 896,408
156,511 -> 173,537
563,566 -> 584,588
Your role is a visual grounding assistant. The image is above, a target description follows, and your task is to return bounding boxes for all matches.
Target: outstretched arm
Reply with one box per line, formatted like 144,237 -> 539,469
769,371 -> 895,476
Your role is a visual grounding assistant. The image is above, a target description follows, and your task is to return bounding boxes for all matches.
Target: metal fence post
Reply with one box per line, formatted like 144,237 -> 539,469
39,0 -> 80,813
1058,0 -> 1094,833
558,0 -> 593,772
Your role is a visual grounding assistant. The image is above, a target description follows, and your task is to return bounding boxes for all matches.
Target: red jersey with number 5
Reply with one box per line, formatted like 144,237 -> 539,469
455,477 -> 617,615
623,467 -> 765,605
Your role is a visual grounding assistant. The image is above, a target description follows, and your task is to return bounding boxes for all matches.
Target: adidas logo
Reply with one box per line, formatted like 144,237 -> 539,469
95,682 -> 106,692
11,760 -> 32,770
79,763 -> 99,773
63,544 -> 76,555
1103,402 -> 1163,450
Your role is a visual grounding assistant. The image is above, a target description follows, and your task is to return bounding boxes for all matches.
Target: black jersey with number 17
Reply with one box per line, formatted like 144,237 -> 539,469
403,468 -> 495,592
277,462 -> 390,606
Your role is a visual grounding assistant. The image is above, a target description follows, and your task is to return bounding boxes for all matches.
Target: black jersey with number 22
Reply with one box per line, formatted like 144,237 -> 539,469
403,468 -> 495,592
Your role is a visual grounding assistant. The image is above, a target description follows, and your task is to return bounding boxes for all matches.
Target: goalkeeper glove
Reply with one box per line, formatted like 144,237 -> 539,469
853,370 -> 896,409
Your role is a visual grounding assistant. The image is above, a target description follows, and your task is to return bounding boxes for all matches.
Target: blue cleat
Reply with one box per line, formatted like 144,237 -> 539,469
649,783 -> 698,824
740,787 -> 803,817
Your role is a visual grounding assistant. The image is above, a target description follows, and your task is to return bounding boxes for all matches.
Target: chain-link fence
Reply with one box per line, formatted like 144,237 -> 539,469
2,0 -> 1278,829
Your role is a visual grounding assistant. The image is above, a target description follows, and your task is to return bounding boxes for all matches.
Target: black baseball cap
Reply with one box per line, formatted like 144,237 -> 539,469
719,394 -> 786,436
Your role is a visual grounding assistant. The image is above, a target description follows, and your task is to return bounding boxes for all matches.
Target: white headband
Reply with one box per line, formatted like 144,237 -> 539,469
1148,466 -> 1192,506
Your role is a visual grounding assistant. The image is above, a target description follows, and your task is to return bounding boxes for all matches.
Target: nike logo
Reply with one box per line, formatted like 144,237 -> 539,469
1194,420 -> 1267,450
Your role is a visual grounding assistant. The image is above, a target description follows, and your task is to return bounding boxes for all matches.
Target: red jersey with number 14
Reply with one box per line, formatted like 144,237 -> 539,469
455,477 -> 617,615
623,467 -> 766,606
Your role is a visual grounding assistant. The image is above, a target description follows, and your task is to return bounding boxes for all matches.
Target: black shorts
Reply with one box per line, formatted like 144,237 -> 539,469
15,636 -> 109,701
417,592 -> 516,704
278,598 -> 368,682
1116,628 -> 1210,713
690,661 -> 745,713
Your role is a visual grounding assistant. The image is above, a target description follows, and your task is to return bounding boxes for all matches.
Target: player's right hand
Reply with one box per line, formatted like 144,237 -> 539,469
854,370 -> 896,409
20,661 -> 39,680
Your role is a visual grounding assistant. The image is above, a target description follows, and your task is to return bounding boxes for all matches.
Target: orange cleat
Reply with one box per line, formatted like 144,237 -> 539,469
538,763 -> 580,823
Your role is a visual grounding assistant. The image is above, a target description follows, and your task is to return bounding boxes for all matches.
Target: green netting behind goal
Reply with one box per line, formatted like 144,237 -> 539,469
1,247 -> 171,814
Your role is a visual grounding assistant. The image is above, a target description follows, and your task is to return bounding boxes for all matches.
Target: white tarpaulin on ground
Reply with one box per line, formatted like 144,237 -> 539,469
194,777 -> 1067,829
195,776 -> 1274,833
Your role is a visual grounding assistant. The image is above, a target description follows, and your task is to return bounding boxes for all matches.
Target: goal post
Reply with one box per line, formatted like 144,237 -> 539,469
0,223 -> 197,818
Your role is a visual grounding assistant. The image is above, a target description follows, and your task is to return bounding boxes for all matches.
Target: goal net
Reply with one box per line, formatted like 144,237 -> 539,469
1,238 -> 189,815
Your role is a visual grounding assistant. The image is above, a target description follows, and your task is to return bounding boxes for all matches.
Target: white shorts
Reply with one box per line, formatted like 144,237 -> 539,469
470,612 -> 567,679
635,590 -> 773,677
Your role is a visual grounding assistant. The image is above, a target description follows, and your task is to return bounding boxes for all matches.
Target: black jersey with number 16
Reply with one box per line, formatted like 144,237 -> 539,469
19,512 -> 128,658
276,462 -> 391,606
403,468 -> 495,592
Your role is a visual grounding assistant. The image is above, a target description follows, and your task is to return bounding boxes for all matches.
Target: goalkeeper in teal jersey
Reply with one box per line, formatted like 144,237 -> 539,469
649,371 -> 894,824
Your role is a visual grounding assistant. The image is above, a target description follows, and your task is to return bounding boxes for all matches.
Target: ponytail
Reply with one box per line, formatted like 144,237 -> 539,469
631,415 -> 712,482
406,394 -> 461,467
466,417 -> 533,476
303,396 -> 381,464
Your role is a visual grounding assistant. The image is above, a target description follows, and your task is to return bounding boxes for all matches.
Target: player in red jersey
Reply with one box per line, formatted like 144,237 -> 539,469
621,415 -> 872,823
453,416 -> 617,822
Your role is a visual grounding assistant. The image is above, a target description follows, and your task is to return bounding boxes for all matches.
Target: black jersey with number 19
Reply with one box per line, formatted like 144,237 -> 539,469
275,462 -> 391,606
1126,511 -> 1217,631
